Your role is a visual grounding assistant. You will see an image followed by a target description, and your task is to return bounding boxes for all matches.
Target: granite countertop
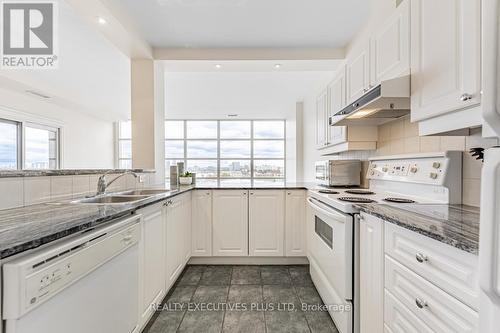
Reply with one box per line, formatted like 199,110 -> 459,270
0,168 -> 156,178
0,183 -> 313,259
356,203 -> 480,255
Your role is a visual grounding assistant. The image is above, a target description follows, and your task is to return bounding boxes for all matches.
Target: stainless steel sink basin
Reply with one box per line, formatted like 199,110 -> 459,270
121,189 -> 175,196
71,195 -> 150,205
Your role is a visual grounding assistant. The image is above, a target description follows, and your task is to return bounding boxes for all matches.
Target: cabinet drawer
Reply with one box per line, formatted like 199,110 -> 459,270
384,289 -> 433,333
384,222 -> 478,310
385,256 -> 478,333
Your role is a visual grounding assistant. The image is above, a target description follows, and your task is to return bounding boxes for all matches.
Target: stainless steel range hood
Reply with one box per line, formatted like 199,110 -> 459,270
329,75 -> 410,126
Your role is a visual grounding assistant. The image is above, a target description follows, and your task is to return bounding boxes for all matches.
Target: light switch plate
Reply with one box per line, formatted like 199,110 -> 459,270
138,175 -> 145,183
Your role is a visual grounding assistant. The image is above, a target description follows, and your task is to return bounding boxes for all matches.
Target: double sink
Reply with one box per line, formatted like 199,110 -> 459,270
70,189 -> 178,205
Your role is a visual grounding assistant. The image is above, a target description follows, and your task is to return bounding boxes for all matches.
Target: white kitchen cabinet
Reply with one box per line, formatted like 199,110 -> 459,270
212,190 -> 249,256
410,0 -> 481,123
370,0 -> 410,86
182,192 -> 192,262
191,190 -> 212,256
249,190 -> 285,256
137,203 -> 166,326
165,192 -> 191,289
327,67 -> 348,146
359,212 -> 384,333
285,190 -> 307,257
316,89 -> 328,149
346,43 -> 370,103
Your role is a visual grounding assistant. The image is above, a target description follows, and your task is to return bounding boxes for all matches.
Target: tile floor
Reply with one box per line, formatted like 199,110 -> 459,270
143,265 -> 339,333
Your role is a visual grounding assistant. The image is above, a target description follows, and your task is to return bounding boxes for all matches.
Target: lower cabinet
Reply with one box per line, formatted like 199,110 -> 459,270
212,190 -> 249,256
165,192 -> 191,290
191,190 -> 212,256
359,211 -> 479,333
285,190 -> 307,256
249,190 -> 285,256
359,212 -> 384,333
137,203 -> 166,327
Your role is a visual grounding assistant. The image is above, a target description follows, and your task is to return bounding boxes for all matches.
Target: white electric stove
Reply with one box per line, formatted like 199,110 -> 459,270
306,151 -> 463,333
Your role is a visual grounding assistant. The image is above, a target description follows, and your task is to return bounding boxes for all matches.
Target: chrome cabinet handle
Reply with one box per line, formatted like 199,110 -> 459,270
287,192 -> 291,195
415,253 -> 428,263
415,298 -> 428,309
460,93 -> 473,101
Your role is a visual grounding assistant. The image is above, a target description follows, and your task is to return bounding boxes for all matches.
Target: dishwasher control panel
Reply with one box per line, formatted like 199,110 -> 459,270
2,216 -> 140,319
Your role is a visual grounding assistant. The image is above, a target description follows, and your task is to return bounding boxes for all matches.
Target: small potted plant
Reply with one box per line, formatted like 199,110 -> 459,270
179,171 -> 193,185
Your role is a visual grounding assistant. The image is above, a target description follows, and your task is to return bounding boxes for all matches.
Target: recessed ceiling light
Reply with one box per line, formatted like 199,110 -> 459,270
214,64 -> 222,69
97,17 -> 107,25
274,64 -> 282,69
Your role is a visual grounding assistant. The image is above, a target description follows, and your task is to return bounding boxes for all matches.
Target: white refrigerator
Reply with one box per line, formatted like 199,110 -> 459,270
479,0 -> 500,332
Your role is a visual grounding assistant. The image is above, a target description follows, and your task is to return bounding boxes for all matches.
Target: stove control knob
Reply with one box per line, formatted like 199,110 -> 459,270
430,172 -> 438,179
382,167 -> 388,172
370,171 -> 375,176
432,162 -> 441,169
410,166 -> 418,173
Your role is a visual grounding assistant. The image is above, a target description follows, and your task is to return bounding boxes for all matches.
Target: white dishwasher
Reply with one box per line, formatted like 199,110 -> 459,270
2,215 -> 141,333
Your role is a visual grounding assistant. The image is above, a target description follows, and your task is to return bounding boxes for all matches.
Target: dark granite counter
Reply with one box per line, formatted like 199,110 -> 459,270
356,203 -> 480,255
0,168 -> 155,178
0,183 -> 313,259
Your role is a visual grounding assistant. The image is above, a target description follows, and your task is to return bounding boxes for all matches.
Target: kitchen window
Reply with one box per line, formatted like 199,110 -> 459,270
165,120 -> 286,185
117,120 -> 132,169
0,118 -> 60,170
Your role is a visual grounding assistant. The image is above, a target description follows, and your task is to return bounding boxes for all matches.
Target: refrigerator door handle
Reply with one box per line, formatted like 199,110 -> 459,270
479,147 -> 500,302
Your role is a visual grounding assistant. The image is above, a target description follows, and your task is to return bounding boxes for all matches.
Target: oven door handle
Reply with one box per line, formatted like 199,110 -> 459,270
307,197 -> 346,222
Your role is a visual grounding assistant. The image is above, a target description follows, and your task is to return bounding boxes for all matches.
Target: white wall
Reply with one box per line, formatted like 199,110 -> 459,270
165,71 -> 335,182
0,88 -> 115,168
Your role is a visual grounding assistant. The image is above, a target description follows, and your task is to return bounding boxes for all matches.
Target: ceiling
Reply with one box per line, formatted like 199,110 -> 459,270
114,0 -> 370,49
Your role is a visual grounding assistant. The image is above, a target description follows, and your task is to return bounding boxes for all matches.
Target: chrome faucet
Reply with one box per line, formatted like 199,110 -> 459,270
96,171 -> 138,195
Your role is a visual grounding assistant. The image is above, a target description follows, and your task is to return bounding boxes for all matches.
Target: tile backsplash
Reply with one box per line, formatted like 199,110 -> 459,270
0,172 -> 158,210
334,116 -> 498,207
375,116 -> 498,207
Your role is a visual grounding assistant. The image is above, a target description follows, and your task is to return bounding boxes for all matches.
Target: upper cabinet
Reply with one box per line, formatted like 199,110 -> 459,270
327,68 -> 348,146
370,0 -> 410,86
346,43 -> 371,102
316,90 -> 329,149
410,0 -> 481,127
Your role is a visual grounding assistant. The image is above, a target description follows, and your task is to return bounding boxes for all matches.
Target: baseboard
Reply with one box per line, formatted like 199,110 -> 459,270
188,256 -> 309,265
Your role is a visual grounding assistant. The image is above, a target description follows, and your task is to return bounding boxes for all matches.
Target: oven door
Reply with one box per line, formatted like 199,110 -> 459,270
306,196 -> 353,333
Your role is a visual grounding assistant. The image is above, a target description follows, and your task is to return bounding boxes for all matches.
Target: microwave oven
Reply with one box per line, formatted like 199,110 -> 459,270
315,160 -> 361,187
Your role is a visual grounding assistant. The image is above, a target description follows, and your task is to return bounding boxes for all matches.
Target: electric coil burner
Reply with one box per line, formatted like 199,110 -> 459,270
338,197 -> 376,203
318,189 -> 340,194
345,189 -> 375,195
383,197 -> 416,204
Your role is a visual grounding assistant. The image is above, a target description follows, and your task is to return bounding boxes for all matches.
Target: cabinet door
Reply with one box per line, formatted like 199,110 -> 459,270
327,68 -> 348,146
212,190 -> 249,256
192,190 -> 212,256
182,193 -> 192,263
285,190 -> 306,256
316,90 -> 328,149
410,0 -> 481,121
139,204 -> 166,324
346,44 -> 370,103
370,0 -> 410,86
359,212 -> 384,333
165,198 -> 183,289
249,190 -> 285,256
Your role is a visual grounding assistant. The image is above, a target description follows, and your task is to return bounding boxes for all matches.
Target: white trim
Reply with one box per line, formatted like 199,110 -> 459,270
188,256 -> 309,265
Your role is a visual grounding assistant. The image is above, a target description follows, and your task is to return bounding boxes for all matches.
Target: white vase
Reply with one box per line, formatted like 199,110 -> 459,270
179,177 -> 192,185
